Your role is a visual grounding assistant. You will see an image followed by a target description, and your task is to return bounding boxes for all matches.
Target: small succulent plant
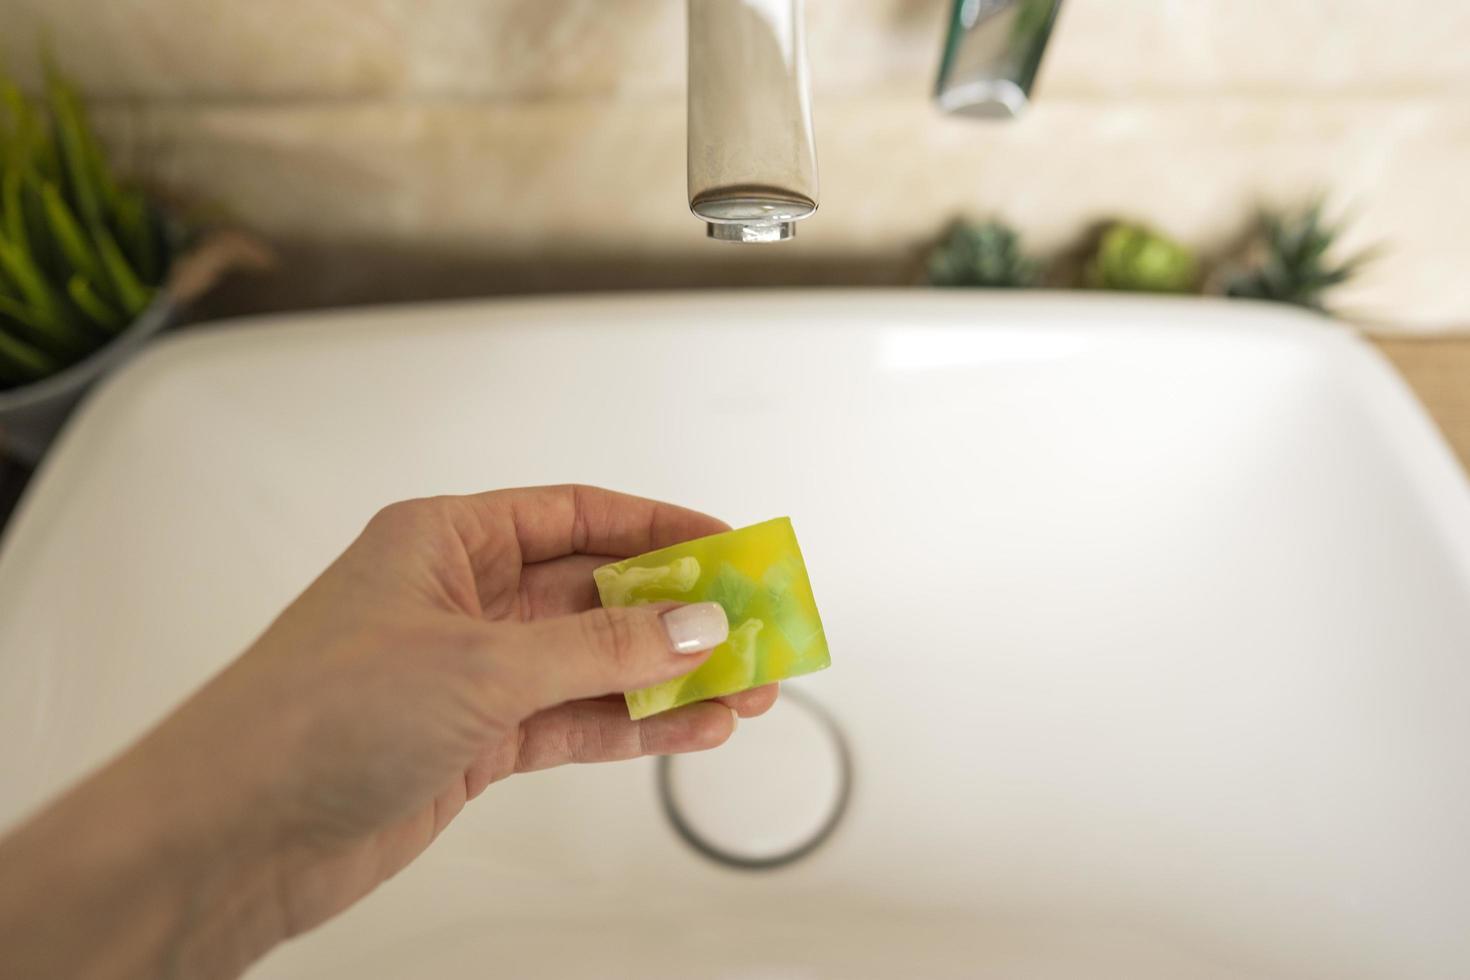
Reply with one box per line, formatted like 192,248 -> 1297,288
1223,201 -> 1372,312
927,219 -> 1044,289
0,57 -> 173,390
1085,222 -> 1199,294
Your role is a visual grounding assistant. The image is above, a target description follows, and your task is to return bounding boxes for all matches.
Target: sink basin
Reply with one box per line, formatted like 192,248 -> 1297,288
3,292 -> 1470,978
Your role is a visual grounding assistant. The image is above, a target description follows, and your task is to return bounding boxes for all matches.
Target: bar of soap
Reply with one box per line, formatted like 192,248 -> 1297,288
594,517 -> 830,720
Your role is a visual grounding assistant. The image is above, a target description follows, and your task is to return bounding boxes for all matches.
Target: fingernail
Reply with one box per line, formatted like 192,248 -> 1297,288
728,706 -> 740,734
662,602 -> 729,655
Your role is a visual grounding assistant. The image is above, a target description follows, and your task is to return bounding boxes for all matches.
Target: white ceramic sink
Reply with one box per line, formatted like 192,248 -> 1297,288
3,292 -> 1470,979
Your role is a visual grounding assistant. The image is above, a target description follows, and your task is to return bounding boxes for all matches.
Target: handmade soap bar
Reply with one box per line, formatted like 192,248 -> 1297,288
594,517 -> 830,720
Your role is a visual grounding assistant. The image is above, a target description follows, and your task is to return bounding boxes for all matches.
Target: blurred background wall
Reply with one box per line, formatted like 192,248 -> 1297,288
1,0 -> 1466,331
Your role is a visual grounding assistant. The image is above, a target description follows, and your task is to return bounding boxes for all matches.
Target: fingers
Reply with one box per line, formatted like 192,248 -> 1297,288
462,688 -> 773,798
515,554 -> 611,619
457,485 -> 730,564
497,603 -> 729,713
717,683 -> 780,719
514,699 -> 737,774
580,683 -> 779,718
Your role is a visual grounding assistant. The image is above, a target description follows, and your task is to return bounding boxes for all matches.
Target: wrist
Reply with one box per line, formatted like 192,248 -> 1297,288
127,658 -> 298,978
126,713 -> 290,979
0,662 -> 294,979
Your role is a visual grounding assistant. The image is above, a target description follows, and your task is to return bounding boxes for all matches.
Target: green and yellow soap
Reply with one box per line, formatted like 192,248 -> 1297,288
594,517 -> 830,720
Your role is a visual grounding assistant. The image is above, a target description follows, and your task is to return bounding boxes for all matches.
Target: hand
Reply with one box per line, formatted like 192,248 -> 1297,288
246,485 -> 775,930
0,486 -> 775,979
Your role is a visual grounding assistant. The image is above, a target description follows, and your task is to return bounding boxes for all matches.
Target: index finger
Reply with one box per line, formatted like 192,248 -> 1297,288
456,484 -> 731,564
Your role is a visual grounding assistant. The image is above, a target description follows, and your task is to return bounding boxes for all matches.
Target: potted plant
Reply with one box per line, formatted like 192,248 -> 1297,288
0,58 -> 263,463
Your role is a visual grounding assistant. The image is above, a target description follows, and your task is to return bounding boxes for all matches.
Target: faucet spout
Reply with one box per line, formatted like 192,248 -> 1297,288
936,0 -> 1065,119
687,0 -> 819,243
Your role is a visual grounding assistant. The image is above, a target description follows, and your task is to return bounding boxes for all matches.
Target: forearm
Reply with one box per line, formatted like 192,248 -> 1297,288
0,678 -> 289,979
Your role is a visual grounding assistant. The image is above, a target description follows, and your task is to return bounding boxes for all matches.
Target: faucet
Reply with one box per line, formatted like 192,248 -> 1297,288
683,0 -> 1064,244
687,0 -> 818,244
935,0 -> 1065,118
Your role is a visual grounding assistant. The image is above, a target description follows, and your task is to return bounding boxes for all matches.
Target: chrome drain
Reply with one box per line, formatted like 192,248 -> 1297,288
658,688 -> 852,871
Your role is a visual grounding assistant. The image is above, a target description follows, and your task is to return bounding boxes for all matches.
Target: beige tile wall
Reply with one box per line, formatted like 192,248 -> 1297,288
3,0 -> 1467,329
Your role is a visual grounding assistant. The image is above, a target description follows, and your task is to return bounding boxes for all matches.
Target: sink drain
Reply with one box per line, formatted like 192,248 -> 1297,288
658,688 -> 852,871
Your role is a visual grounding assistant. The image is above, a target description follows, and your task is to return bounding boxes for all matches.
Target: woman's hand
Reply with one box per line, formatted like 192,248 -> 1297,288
0,486 -> 775,980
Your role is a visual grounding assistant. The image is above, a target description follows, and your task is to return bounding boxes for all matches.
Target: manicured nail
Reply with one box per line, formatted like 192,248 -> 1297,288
662,602 -> 729,654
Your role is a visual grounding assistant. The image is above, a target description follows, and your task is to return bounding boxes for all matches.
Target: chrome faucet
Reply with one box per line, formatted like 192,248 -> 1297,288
936,0 -> 1065,118
687,0 -> 818,244
683,0 -> 1064,244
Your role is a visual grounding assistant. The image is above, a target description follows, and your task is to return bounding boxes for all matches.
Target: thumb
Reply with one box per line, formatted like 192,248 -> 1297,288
500,602 -> 729,713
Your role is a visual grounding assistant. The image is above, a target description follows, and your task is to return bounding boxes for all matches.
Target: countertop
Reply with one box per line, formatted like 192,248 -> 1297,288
1375,336 -> 1470,472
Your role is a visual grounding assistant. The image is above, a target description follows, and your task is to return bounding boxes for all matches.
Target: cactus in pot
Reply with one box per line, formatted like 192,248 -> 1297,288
1084,222 -> 1199,295
927,219 -> 1045,288
1221,201 -> 1373,313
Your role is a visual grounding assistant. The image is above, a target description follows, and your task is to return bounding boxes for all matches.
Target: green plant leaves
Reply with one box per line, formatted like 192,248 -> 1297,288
0,292 -> 52,341
0,323 -> 59,383
1224,201 -> 1374,312
44,54 -> 117,230
41,180 -> 104,286
1,78 -> 42,172
928,219 -> 1044,288
2,167 -> 27,253
116,190 -> 159,286
0,236 -> 92,357
93,222 -> 153,318
925,201 -> 1370,317
67,274 -> 124,331
0,55 -> 172,388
